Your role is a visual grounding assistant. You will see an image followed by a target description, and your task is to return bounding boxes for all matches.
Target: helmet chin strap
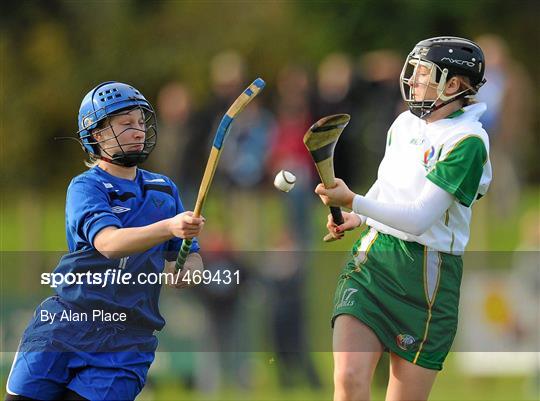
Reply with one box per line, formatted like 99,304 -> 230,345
95,151 -> 149,168
110,151 -> 149,167
417,78 -> 486,119
415,72 -> 478,119
417,92 -> 469,119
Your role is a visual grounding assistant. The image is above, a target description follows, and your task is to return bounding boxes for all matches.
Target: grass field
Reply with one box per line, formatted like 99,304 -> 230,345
1,351 -> 537,400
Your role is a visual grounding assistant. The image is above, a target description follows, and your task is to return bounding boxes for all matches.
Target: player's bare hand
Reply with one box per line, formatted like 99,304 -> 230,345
315,178 -> 356,209
168,211 -> 205,239
326,212 -> 362,240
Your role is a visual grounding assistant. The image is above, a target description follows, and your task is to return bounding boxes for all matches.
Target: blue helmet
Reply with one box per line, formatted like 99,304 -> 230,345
77,81 -> 157,166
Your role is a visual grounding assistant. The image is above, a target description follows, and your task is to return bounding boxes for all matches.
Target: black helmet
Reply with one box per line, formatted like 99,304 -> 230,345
400,36 -> 486,118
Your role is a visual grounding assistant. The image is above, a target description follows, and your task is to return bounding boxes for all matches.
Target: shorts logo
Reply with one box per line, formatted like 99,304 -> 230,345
396,334 -> 417,351
337,288 -> 358,308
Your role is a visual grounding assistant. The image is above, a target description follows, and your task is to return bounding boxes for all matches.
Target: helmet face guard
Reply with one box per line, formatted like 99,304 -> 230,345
77,82 -> 157,167
400,56 -> 449,118
400,37 -> 486,119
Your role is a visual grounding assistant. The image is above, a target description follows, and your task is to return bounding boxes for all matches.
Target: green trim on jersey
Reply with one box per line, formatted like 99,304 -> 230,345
446,109 -> 464,119
426,136 -> 487,207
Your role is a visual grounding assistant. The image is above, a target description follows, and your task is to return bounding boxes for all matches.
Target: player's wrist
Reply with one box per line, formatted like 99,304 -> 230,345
351,212 -> 362,227
353,212 -> 366,227
345,191 -> 356,210
164,217 -> 177,238
352,194 -> 363,214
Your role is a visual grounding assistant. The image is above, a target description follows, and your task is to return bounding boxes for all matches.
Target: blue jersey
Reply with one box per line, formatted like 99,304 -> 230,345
53,166 -> 199,331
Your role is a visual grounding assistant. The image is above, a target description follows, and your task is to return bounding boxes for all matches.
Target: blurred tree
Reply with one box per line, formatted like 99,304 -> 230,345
1,0 -> 538,190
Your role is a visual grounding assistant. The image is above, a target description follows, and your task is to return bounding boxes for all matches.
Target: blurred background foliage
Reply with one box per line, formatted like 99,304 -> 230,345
1,0 -> 539,192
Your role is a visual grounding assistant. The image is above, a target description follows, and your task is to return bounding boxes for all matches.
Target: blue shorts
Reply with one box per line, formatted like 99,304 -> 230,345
6,296 -> 158,401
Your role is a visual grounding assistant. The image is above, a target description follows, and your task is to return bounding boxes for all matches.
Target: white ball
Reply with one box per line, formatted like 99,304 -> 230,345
274,170 -> 296,192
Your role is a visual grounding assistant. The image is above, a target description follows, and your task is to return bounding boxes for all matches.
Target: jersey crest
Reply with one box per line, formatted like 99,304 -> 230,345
422,146 -> 436,171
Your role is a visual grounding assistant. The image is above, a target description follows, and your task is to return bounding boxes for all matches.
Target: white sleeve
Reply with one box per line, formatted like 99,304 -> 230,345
354,181 -> 380,226
352,180 -> 454,236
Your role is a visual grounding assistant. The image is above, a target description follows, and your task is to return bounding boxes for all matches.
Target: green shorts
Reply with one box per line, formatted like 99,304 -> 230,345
331,227 -> 463,370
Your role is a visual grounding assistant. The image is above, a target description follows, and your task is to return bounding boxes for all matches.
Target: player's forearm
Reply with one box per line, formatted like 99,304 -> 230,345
352,181 -> 453,236
354,180 -> 380,226
94,220 -> 174,259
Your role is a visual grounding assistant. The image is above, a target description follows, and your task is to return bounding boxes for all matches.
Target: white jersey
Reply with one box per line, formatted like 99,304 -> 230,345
366,103 -> 492,254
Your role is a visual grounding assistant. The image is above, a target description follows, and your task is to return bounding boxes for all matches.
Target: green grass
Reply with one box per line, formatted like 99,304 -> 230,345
133,352 -> 537,400
1,351 -> 536,401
